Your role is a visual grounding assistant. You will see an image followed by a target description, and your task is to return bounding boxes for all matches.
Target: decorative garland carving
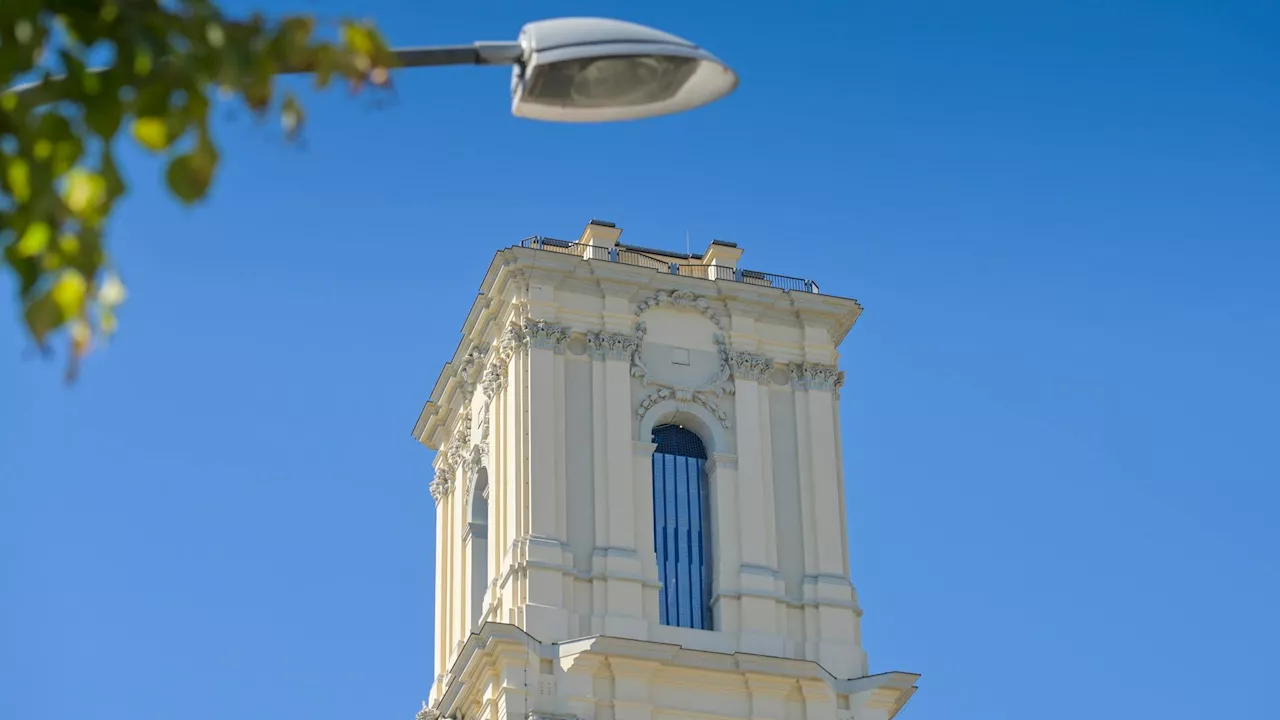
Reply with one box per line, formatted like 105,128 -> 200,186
728,351 -> 775,383
635,387 -> 671,419
585,330 -> 639,361
693,393 -> 732,429
455,344 -> 490,399
635,289 -> 724,329
417,702 -> 439,720
495,321 -> 527,362
635,387 -> 732,429
630,290 -> 737,427
480,363 -> 506,401
429,467 -> 453,503
629,319 -> 734,396
522,318 -> 571,353
788,362 -> 844,392
431,412 -> 474,505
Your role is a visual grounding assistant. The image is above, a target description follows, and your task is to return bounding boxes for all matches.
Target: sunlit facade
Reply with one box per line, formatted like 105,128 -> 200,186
413,220 -> 919,720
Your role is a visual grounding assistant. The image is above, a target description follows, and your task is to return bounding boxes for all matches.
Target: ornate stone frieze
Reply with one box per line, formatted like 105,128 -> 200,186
789,362 -> 845,392
635,386 -> 732,429
429,468 -> 453,503
630,323 -> 734,397
635,289 -> 724,329
478,405 -> 492,443
728,350 -> 775,382
635,387 -> 672,419
693,393 -> 732,428
455,344 -> 489,395
522,318 -> 571,353
445,419 -> 472,471
496,322 -> 527,361
480,363 -> 506,400
585,330 -> 639,361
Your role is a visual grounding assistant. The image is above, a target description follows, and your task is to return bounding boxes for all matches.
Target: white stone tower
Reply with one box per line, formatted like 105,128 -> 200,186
413,221 -> 918,720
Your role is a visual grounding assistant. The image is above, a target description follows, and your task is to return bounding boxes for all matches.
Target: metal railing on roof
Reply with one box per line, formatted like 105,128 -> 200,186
518,237 -> 820,294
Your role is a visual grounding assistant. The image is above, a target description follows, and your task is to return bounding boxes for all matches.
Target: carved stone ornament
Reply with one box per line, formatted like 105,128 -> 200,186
635,387 -> 732,429
789,362 -> 845,392
481,363 -> 506,400
521,318 -> 571,353
446,419 -> 472,471
728,351 -> 775,383
635,289 -> 724,329
417,702 -> 439,720
479,405 -> 492,443
429,467 -> 453,503
455,344 -> 490,397
631,291 -> 740,426
586,330 -> 640,361
631,328 -> 734,397
497,322 -> 527,361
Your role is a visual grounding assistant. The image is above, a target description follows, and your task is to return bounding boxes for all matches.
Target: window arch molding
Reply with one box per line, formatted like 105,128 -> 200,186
637,399 -> 733,456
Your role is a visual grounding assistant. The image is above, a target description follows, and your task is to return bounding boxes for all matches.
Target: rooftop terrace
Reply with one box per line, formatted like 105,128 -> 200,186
518,220 -> 821,294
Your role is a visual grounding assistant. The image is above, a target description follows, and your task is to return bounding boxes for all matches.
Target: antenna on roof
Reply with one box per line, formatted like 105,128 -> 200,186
686,230 -> 691,257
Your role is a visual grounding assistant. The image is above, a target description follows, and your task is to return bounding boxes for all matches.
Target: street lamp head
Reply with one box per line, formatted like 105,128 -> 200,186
510,18 -> 738,122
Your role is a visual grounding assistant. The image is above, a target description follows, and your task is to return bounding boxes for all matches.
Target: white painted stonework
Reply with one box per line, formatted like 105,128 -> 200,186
414,223 -> 919,720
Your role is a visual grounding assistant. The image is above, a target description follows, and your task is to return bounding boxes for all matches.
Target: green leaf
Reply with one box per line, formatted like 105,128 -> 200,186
24,293 -> 64,344
84,83 -> 124,138
24,270 -> 88,343
131,116 -> 171,151
63,169 -> 108,217
6,157 -> 31,201
51,270 -> 88,318
165,142 -> 219,203
16,222 -> 52,257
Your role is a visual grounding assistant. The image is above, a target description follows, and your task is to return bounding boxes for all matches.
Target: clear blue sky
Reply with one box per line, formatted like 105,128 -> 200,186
3,1 -> 1278,718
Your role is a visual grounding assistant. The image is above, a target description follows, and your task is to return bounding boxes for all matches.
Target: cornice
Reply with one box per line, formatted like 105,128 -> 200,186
413,245 -> 863,448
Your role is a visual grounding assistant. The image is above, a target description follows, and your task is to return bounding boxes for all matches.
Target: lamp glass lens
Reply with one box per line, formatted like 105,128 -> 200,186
525,55 -> 699,107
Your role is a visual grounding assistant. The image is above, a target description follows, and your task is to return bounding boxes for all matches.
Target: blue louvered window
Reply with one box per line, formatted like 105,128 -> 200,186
652,424 -> 712,630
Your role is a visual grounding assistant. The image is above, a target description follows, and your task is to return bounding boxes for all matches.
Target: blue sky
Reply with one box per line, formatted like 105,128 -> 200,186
3,1 -> 1278,718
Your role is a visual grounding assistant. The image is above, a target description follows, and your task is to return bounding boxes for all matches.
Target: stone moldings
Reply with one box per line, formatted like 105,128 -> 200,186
585,331 -> 639,362
789,362 -> 845,392
728,350 -> 775,383
523,318 -> 571,353
635,289 -> 725,329
428,468 -> 453,503
631,291 -> 738,427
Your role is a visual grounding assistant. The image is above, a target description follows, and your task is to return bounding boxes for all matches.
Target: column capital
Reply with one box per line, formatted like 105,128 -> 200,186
728,350 -> 774,383
788,362 -> 844,392
524,318 -> 571,353
586,330 -> 639,361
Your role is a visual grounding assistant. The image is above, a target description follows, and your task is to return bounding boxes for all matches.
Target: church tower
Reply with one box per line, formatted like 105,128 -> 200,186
413,221 -> 919,720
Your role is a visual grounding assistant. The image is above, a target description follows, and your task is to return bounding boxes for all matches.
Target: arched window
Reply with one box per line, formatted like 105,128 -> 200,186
468,468 -> 489,630
652,424 -> 712,630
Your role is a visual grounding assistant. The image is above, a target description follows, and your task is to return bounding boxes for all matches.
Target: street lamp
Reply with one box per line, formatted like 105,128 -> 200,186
389,17 -> 739,122
7,17 -> 735,122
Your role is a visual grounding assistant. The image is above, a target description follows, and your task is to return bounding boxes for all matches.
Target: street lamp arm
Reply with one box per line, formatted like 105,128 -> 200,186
4,42 -> 525,107
390,42 -> 523,69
